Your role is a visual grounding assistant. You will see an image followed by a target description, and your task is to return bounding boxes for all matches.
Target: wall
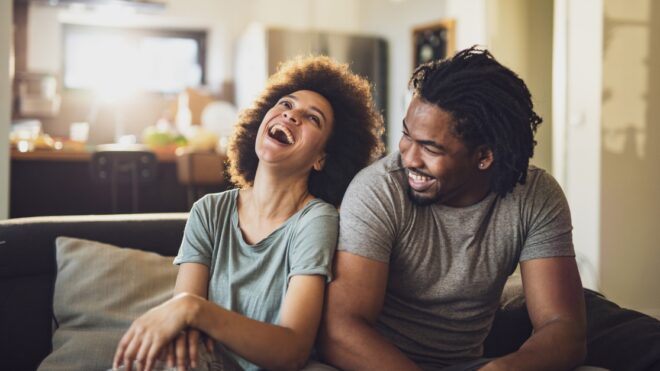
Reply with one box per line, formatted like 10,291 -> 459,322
357,0 -> 488,151
0,0 -> 11,220
248,0 -> 360,33
26,0 -> 245,143
601,0 -> 660,318
24,0 -> 361,143
486,0 -> 554,173
552,0 -> 603,291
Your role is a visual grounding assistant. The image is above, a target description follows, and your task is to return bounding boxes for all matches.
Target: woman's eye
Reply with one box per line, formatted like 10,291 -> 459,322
310,116 -> 321,126
279,100 -> 292,108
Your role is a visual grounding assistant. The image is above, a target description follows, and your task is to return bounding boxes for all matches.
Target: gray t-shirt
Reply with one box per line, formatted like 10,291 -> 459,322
338,152 -> 574,369
174,189 -> 338,370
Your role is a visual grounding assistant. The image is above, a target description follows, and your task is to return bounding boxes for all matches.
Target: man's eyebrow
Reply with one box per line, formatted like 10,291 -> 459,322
286,94 -> 328,123
402,119 -> 447,151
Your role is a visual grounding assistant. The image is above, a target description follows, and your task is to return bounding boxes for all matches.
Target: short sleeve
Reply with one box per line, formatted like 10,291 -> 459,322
287,203 -> 339,283
520,170 -> 575,261
173,199 -> 214,267
337,167 -> 399,263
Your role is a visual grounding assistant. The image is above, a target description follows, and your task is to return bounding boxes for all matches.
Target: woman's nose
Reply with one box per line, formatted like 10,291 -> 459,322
283,110 -> 300,124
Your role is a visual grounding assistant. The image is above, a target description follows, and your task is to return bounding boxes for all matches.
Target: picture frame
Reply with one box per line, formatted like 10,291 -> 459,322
412,19 -> 456,70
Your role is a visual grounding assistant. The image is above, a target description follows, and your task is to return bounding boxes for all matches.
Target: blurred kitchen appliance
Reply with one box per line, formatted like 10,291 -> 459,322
235,24 -> 388,125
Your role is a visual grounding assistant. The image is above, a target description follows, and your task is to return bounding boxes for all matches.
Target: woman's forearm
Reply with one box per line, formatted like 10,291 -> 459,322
186,297 -> 313,371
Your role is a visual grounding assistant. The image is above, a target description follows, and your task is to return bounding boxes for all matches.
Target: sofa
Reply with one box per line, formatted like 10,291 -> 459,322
1,214 -> 659,371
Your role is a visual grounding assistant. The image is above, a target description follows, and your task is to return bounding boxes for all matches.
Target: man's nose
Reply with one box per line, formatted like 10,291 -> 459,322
403,143 -> 423,169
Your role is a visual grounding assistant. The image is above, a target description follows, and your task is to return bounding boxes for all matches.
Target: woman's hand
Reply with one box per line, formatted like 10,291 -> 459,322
163,328 -> 215,370
113,293 -> 205,371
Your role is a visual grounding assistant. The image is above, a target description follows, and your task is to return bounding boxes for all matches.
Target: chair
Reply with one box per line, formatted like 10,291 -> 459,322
176,151 -> 226,207
90,150 -> 158,213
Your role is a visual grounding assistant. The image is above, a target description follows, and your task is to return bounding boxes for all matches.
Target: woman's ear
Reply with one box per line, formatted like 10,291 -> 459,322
476,146 -> 494,170
313,153 -> 327,171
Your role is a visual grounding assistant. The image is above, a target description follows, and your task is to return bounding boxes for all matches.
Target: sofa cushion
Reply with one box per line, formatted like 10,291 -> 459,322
38,237 -> 178,371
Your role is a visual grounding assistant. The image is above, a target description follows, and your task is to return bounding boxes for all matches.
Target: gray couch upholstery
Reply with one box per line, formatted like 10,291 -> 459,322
1,214 -> 659,371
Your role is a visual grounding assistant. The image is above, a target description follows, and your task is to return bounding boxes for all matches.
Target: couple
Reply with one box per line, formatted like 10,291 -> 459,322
114,47 -> 586,371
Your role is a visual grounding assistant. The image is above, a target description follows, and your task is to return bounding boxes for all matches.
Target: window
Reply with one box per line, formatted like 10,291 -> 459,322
63,25 -> 206,95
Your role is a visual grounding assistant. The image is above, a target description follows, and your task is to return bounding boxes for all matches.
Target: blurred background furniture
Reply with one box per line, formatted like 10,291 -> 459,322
9,149 -> 228,217
90,149 -> 158,213
175,151 -> 226,208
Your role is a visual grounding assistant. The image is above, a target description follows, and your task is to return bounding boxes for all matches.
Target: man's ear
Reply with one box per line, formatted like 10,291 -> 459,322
313,153 -> 327,171
476,146 -> 494,170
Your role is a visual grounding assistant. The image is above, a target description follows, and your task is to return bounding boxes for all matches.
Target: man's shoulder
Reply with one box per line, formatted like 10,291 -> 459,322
351,151 -> 405,187
341,151 -> 408,213
506,166 -> 562,199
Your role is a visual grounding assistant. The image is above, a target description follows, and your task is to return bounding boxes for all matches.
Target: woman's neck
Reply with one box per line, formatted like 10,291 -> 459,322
236,166 -> 314,245
240,166 -> 313,222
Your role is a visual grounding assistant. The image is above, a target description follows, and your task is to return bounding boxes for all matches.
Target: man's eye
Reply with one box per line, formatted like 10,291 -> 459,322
424,146 -> 443,155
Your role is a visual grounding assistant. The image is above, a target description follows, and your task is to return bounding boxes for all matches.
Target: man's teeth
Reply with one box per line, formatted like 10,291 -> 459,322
409,171 -> 433,182
269,124 -> 294,144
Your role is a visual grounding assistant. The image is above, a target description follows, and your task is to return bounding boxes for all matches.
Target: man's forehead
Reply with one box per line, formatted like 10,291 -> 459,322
406,98 -> 455,129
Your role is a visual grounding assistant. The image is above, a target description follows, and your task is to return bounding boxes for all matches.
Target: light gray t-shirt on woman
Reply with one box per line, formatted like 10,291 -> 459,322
174,189 -> 338,370
338,152 -> 574,369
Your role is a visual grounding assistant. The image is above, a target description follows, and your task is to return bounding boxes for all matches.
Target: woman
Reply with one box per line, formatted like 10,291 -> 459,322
112,56 -> 384,371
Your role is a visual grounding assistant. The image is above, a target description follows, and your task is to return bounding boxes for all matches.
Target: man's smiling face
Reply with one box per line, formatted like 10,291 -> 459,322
399,96 -> 487,207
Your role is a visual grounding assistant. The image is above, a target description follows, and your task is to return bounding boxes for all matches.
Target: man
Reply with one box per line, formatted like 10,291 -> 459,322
318,46 -> 586,371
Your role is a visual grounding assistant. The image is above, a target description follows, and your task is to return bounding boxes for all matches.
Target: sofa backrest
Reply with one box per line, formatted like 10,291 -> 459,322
0,213 -> 188,371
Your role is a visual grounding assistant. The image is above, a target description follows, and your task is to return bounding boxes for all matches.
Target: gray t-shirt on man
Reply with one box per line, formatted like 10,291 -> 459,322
174,189 -> 338,370
338,152 -> 574,369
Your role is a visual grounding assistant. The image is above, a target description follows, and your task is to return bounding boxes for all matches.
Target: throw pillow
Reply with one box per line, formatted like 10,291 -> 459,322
38,237 -> 178,371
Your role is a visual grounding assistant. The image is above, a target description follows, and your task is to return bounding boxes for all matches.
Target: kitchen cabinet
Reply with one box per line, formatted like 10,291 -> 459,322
10,150 -> 227,218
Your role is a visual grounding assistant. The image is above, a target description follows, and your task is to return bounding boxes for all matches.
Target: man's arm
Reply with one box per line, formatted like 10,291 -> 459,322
482,256 -> 586,371
318,251 -> 421,371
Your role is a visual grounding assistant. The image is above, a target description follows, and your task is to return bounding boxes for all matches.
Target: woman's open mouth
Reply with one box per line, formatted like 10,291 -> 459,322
268,123 -> 295,145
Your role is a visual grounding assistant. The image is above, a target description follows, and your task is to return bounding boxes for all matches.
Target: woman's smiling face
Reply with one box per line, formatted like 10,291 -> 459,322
255,89 -> 334,174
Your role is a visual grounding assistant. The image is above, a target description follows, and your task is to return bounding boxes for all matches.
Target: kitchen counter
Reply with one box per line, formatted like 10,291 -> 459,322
10,148 -> 177,162
10,148 -> 226,218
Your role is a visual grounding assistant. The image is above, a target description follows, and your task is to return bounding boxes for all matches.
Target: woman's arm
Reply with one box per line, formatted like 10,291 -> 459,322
113,263 -> 211,371
114,272 -> 326,371
167,263 -> 212,370
173,262 -> 209,296
189,274 -> 326,371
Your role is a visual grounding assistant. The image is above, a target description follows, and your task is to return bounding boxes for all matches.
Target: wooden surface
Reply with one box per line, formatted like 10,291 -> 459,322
11,149 -> 177,162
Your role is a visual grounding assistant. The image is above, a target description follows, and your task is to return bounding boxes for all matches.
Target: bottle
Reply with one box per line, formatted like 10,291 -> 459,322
176,91 -> 192,138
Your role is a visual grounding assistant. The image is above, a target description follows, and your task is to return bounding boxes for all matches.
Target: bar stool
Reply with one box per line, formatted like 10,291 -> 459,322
90,149 -> 158,213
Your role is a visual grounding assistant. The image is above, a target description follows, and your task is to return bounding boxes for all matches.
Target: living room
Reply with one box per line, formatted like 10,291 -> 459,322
1,0 -> 659,369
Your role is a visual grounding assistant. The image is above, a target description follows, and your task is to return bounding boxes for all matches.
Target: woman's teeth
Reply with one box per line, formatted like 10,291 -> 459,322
269,124 -> 294,144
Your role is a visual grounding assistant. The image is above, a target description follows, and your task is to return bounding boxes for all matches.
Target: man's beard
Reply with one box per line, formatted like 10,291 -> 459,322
406,185 -> 441,206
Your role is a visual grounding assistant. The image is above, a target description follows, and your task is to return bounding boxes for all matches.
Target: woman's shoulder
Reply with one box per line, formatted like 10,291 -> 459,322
190,188 -> 239,217
302,198 -> 339,219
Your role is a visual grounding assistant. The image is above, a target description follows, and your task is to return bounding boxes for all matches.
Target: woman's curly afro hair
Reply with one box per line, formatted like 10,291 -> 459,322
227,55 -> 385,207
